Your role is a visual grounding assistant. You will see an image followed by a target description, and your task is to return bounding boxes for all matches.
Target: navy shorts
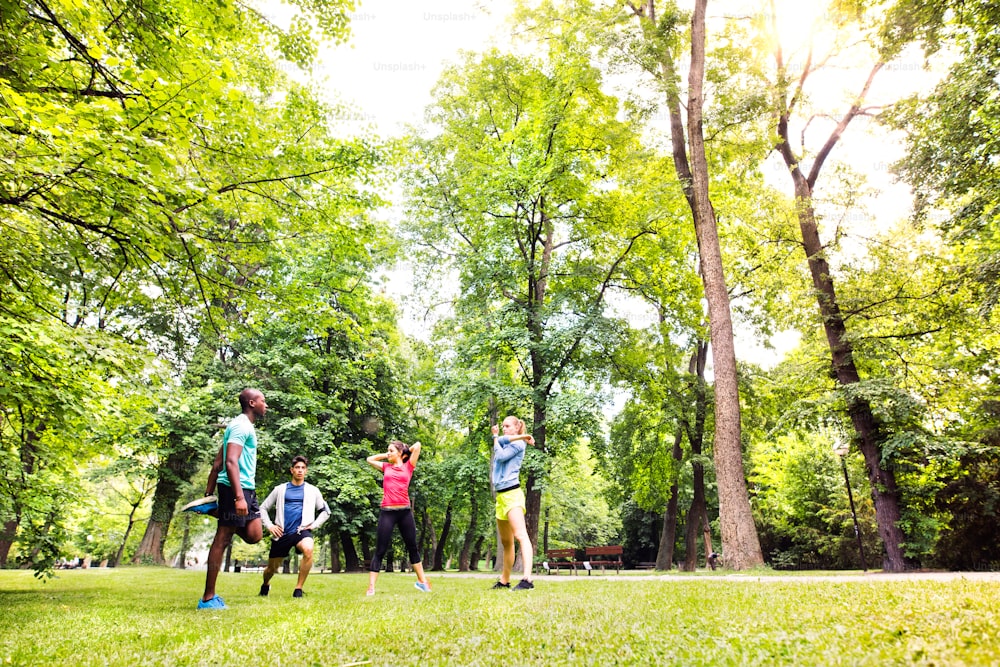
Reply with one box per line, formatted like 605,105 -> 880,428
217,484 -> 260,527
269,529 -> 313,559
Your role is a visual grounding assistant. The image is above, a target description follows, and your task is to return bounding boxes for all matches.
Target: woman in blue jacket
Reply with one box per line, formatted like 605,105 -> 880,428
491,415 -> 535,591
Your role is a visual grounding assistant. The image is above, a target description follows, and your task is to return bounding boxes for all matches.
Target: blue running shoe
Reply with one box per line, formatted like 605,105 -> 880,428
414,581 -> 431,593
182,495 -> 218,515
197,595 -> 227,610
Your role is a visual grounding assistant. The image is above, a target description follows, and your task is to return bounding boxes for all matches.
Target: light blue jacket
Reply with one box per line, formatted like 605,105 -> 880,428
492,436 -> 526,491
260,482 -> 330,532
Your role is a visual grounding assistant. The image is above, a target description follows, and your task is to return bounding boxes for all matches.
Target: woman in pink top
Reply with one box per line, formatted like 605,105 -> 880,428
365,440 -> 430,595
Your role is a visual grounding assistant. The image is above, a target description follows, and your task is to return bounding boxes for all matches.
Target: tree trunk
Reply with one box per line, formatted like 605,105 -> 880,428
177,513 -> 191,570
794,180 -> 906,571
432,501 -> 452,571
521,399 -> 547,548
340,530 -> 361,571
421,506 -> 438,569
684,474 -> 708,572
0,519 -> 18,568
701,510 -> 715,568
684,341 -> 710,571
329,532 -> 341,573
684,451 -> 709,572
1,427 -> 40,568
384,544 -> 394,573
471,534 -> 485,571
525,469 -> 542,551
523,203 -> 553,551
685,0 -> 763,569
133,520 -> 165,565
543,506 -> 550,555
359,531 -> 371,565
770,48 -> 907,570
113,502 -> 141,568
656,429 -> 684,570
458,479 -> 479,571
636,0 -> 763,569
132,444 -> 200,564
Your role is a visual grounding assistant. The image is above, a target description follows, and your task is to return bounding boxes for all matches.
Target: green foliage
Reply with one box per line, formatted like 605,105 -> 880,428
542,440 -> 620,548
0,0 -> 387,574
405,46 -> 671,432
884,0 -> 1000,315
750,433 -> 879,569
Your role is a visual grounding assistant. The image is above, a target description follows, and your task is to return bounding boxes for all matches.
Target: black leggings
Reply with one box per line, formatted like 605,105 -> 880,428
370,508 -> 421,572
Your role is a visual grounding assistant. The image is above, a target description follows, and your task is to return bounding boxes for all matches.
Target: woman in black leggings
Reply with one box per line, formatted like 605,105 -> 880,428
365,440 -> 431,595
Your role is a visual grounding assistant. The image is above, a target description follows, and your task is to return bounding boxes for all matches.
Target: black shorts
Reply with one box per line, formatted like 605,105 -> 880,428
269,529 -> 313,560
217,484 -> 260,527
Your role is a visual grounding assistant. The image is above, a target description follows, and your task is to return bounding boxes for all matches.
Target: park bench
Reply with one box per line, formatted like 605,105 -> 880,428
583,545 -> 623,574
540,548 -> 583,575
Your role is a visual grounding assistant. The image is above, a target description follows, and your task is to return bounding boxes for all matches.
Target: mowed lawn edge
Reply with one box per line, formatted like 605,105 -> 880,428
1,568 -> 998,666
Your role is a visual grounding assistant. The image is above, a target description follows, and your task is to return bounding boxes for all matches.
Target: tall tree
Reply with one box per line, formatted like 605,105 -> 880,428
612,0 -> 764,568
0,0 -> 383,571
404,48 -> 662,547
760,0 -> 916,570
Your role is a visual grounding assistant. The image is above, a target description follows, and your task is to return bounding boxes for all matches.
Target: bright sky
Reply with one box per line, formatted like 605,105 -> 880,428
313,1 -> 516,136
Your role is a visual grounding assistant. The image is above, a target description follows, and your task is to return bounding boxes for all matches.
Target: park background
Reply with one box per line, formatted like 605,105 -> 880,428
2,0 -> 1000,587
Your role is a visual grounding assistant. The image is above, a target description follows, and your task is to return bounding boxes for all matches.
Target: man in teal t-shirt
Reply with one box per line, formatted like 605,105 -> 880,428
197,388 -> 268,610
216,411 -> 258,491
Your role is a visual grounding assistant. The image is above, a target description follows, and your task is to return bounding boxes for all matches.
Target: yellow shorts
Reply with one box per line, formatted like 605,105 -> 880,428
495,487 -> 526,521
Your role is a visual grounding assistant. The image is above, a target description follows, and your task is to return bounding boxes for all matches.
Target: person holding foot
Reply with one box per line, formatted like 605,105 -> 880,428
198,388 -> 268,610
259,456 -> 330,598
491,415 -> 535,591
365,440 -> 431,596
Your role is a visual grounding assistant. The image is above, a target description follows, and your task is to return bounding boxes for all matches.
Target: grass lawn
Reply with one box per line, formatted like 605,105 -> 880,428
1,568 -> 998,666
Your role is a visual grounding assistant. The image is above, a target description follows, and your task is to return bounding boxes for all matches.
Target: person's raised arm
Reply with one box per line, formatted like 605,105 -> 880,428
408,441 -> 422,467
493,435 -> 526,462
366,452 -> 387,472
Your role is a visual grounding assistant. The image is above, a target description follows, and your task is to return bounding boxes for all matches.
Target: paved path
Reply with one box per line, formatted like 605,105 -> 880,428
432,570 -> 1000,583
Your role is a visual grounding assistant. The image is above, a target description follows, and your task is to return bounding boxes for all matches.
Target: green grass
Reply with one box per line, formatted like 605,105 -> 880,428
1,568 -> 998,666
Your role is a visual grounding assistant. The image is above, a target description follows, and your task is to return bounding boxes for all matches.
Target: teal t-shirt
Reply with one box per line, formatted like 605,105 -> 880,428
216,413 -> 257,490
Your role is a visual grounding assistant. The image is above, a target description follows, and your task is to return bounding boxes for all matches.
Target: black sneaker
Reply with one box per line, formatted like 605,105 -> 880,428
513,579 -> 534,591
259,584 -> 269,597
491,581 -> 511,590
292,589 -> 303,598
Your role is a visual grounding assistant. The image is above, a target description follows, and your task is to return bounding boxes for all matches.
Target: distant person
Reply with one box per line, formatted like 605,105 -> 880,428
365,440 -> 431,596
491,416 -> 535,591
197,388 -> 268,609
259,456 -> 331,598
